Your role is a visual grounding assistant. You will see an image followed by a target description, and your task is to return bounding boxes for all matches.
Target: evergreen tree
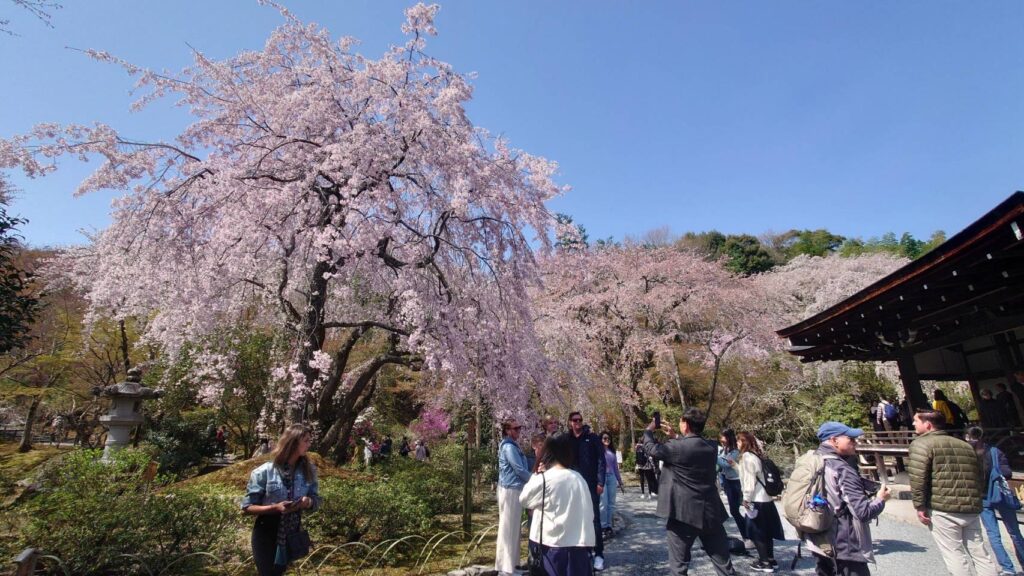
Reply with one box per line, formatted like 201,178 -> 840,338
0,200 -> 38,355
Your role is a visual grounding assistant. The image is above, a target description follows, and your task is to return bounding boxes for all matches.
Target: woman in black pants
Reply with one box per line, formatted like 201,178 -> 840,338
737,431 -> 784,573
241,424 -> 321,576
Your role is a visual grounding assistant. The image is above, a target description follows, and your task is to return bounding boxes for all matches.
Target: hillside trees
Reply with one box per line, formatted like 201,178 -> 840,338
535,246 -> 778,427
0,187 -> 38,356
1,4 -> 562,460
0,255 -> 75,452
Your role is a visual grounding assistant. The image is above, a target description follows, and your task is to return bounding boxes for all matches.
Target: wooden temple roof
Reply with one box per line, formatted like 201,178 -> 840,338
778,192 -> 1024,363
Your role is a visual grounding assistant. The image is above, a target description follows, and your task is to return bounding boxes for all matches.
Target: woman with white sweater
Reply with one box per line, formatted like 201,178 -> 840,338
737,431 -> 785,573
520,432 -> 596,576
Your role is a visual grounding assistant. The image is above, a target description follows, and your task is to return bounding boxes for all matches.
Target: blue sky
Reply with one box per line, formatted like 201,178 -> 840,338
2,1 -> 1023,247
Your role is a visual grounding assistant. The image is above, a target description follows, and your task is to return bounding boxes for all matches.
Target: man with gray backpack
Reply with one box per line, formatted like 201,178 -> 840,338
782,421 -> 890,575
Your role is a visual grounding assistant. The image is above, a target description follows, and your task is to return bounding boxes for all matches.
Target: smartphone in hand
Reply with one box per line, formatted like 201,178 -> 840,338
653,411 -> 661,429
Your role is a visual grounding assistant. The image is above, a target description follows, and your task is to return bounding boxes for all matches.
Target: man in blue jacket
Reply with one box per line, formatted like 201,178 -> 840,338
496,418 -> 531,576
568,411 -> 607,571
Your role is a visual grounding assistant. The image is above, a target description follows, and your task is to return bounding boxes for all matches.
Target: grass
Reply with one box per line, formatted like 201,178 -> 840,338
0,441 -> 71,500
0,441 -> 74,562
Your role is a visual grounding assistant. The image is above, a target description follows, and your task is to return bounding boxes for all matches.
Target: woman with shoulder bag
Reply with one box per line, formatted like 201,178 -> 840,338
520,432 -> 595,576
241,423 -> 321,576
737,431 -> 785,573
967,426 -> 1024,576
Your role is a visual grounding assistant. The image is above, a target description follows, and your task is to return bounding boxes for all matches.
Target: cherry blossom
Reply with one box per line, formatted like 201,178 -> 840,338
1,3 -> 562,458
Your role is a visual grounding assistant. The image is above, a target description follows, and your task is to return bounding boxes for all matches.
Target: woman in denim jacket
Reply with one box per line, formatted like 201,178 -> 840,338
717,428 -> 747,542
242,424 -> 322,576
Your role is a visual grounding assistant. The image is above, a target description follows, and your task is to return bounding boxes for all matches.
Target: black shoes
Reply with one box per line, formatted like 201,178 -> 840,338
750,560 -> 777,573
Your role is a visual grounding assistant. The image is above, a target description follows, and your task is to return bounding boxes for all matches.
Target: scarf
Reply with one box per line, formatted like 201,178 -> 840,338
273,464 -> 304,566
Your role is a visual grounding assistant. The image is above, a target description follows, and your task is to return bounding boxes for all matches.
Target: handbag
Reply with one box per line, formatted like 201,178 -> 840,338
989,447 -> 1022,510
528,473 -> 546,576
286,529 -> 312,559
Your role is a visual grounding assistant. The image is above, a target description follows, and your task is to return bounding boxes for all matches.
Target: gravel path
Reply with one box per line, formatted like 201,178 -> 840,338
599,489 -> 950,575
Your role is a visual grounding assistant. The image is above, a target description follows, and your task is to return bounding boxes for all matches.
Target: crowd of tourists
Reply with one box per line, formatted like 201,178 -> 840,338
232,392 -> 1024,576
491,401 -> 1024,576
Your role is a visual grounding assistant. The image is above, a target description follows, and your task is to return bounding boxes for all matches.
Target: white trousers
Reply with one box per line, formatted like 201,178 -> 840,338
930,510 -> 1000,576
495,485 -> 523,575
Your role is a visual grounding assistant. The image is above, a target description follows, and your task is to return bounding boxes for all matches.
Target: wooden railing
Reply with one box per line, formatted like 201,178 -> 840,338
857,427 -> 1024,482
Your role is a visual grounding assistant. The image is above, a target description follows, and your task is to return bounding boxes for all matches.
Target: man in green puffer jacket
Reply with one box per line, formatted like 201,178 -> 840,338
909,409 -> 1000,576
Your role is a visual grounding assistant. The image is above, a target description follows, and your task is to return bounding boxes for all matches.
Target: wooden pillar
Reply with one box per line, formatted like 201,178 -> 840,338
993,333 -> 1024,425
897,355 -> 929,411
958,345 -> 985,425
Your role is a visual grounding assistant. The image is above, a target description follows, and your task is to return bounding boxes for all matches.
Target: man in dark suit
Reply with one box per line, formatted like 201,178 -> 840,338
568,411 -> 608,571
644,407 -> 737,576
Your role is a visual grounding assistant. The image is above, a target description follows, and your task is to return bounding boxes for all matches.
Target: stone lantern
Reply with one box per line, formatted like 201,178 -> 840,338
93,367 -> 162,460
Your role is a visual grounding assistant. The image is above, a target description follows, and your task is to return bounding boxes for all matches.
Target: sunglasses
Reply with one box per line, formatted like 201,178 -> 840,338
570,418 -> 583,423
511,426 -> 522,431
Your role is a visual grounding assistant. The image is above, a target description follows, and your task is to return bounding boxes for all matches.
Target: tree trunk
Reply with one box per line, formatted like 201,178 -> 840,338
721,384 -> 745,427
669,348 -> 686,407
332,378 -> 379,463
626,406 -> 636,452
475,395 -> 482,449
18,396 -> 41,453
705,354 -> 722,421
704,338 -> 739,421
291,257 -> 332,423
118,319 -> 131,376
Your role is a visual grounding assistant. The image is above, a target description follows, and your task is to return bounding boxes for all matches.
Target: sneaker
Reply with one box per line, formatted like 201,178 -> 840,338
750,560 -> 776,573
593,555 -> 605,571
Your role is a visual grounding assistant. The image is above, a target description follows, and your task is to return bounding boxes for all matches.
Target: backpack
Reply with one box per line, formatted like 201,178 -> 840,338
781,451 -> 835,535
783,451 -> 840,570
883,403 -> 898,422
948,401 -> 969,428
635,449 -> 649,467
756,454 -> 784,497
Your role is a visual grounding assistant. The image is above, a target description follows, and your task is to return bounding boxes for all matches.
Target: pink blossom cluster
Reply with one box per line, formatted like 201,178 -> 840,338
2,3 -> 563,423
409,405 -> 450,443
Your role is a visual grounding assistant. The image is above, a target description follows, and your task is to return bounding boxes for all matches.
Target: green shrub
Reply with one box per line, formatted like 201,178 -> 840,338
22,449 -> 240,575
144,408 -> 220,478
380,445 -> 465,515
817,393 -> 869,430
307,476 -> 432,543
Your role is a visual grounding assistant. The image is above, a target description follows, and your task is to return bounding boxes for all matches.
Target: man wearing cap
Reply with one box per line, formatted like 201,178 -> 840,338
807,422 -> 890,575
908,410 -> 999,576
